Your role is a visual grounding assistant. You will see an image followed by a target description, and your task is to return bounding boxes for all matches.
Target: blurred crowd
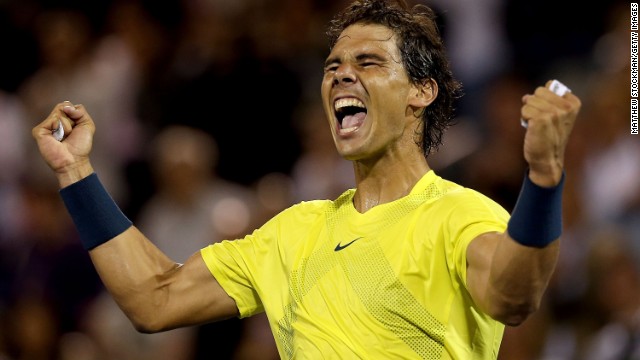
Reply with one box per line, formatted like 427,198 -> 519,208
0,0 -> 636,359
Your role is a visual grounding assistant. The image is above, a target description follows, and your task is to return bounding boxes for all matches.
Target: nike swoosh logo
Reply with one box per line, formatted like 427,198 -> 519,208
334,237 -> 362,251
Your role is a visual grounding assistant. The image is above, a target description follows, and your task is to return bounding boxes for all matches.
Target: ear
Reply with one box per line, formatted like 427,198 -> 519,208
408,79 -> 438,108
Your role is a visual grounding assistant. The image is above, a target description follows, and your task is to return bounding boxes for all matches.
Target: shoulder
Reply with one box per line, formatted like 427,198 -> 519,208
268,198 -> 337,225
283,187 -> 355,215
431,176 -> 509,217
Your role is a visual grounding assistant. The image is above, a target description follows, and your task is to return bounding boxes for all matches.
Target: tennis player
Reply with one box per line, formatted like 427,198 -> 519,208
32,0 -> 581,358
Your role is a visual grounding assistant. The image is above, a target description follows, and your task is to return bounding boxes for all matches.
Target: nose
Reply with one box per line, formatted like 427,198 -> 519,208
333,64 -> 356,85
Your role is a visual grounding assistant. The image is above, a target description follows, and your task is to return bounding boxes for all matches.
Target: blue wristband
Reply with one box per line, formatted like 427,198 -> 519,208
60,173 -> 132,250
507,171 -> 565,248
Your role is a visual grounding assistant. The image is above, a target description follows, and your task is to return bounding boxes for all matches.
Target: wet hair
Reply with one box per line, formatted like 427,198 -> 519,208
326,0 -> 462,156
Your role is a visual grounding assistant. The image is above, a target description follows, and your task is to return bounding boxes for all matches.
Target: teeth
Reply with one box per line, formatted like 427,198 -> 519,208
334,98 -> 365,110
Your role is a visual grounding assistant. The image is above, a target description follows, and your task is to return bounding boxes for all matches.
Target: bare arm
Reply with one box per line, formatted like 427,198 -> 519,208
466,80 -> 581,326
32,102 -> 238,332
90,226 -> 238,332
466,231 -> 559,326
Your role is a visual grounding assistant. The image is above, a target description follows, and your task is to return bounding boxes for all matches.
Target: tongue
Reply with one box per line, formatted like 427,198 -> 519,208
342,112 -> 366,129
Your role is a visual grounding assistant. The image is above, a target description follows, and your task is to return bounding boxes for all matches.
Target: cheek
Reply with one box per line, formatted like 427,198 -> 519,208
321,72 -> 335,90
371,72 -> 410,99
375,89 -> 409,120
319,80 -> 332,101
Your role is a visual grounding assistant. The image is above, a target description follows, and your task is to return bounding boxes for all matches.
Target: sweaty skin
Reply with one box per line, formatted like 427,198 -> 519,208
322,24 -> 437,212
32,22 -> 580,331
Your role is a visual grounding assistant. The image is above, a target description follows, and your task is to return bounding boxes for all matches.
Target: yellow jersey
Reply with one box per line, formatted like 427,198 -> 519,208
201,170 -> 509,359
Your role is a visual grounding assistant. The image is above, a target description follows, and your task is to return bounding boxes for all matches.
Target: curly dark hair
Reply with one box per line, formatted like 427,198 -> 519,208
326,0 -> 463,157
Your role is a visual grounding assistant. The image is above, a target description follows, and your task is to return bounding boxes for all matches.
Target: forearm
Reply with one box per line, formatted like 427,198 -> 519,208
89,226 -> 184,331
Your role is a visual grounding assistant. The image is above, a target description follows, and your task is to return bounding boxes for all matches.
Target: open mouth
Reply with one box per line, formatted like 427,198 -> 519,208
335,98 -> 367,133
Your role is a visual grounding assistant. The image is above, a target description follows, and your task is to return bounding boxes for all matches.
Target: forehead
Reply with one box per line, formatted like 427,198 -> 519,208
331,23 -> 400,57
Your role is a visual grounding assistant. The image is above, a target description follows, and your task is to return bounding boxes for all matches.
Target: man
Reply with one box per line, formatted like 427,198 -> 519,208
32,0 -> 581,358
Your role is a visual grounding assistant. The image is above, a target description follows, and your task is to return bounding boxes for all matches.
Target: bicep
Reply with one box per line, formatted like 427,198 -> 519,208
162,251 -> 239,329
465,232 -> 501,313
465,230 -> 559,324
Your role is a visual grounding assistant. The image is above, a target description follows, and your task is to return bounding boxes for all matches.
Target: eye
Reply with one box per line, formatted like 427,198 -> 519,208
324,64 -> 339,73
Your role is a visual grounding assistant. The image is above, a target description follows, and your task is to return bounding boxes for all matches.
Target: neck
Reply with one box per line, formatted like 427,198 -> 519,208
351,156 -> 431,213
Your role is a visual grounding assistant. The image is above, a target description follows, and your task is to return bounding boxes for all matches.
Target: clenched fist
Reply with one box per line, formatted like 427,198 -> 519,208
520,80 -> 581,187
32,101 -> 96,188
